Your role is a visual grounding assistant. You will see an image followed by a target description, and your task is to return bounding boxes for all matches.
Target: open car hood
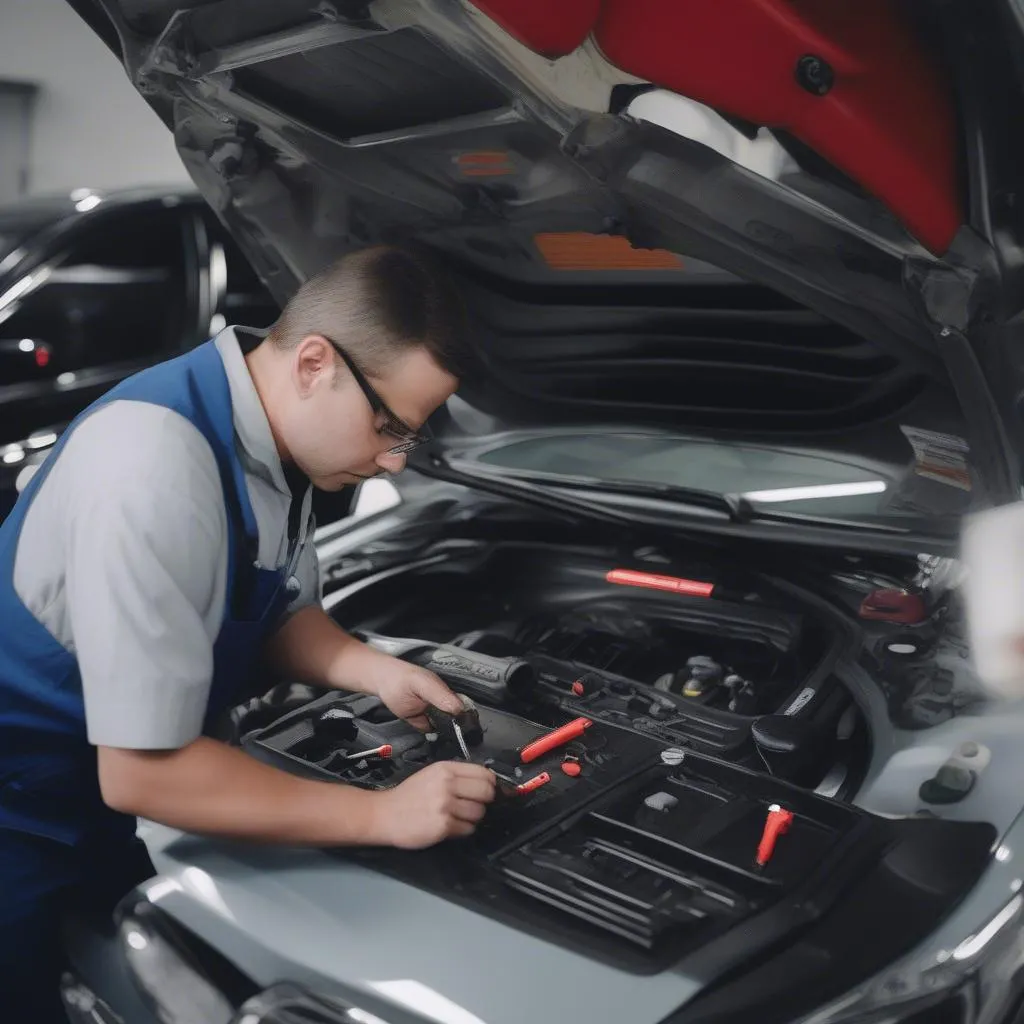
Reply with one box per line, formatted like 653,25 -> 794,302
66,0 -> 1024,520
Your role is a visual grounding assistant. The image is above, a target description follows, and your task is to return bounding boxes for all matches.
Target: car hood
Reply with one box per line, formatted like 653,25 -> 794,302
67,0 -> 1024,522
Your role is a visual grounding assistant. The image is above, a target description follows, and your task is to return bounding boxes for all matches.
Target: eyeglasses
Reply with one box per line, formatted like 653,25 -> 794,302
325,338 -> 433,456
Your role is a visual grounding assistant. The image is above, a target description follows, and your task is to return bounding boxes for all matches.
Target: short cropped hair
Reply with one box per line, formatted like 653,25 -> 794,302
268,244 -> 470,379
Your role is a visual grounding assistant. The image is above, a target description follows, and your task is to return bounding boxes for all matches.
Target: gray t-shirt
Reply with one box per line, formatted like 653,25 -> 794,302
12,326 -> 319,750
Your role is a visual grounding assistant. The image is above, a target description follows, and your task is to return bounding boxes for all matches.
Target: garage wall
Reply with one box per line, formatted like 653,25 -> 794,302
0,0 -> 191,197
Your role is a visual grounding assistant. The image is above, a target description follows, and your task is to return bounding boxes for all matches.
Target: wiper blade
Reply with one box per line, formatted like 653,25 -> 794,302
457,467 -> 750,521
453,466 -> 921,534
537,474 -> 751,521
410,454 -> 954,553
410,458 -> 642,530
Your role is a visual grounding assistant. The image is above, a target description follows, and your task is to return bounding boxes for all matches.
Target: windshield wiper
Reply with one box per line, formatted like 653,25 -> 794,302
411,458 -> 644,530
444,463 -> 925,534
411,454 -> 952,553
451,466 -> 751,522
546,475 -> 921,534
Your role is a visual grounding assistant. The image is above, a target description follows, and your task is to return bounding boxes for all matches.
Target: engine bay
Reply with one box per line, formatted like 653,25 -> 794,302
232,543 -> 904,972
322,542 -> 861,775
243,681 -> 880,972
223,540 -> 996,990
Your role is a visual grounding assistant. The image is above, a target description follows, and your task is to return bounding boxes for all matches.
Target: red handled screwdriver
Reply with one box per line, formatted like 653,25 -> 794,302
520,718 -> 593,764
516,771 -> 552,795
756,803 -> 794,867
343,744 -> 393,762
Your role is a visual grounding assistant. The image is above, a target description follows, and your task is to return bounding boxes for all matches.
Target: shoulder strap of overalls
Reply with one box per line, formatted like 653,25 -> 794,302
178,341 -> 261,617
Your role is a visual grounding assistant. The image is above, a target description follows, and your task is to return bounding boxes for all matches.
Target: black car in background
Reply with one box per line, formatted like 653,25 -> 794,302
0,187 -> 280,517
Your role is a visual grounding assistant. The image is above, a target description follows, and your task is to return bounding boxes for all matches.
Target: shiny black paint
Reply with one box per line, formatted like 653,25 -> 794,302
0,188 -> 279,517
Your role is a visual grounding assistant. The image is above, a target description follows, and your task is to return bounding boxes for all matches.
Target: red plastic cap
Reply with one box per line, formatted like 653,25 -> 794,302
571,680 -> 586,697
859,589 -> 927,624
561,761 -> 582,777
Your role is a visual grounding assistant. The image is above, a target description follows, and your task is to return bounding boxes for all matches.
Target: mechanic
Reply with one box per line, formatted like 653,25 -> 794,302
0,243 -> 497,1019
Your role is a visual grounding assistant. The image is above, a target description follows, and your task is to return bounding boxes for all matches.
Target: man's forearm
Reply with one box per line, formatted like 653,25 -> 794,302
98,737 -> 388,846
266,605 -> 386,695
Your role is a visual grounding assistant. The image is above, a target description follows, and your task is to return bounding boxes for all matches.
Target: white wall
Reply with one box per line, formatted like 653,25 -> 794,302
1,0 -> 191,197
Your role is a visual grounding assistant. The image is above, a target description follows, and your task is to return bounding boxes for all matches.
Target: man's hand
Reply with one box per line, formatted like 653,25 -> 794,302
370,658 -> 464,730
374,761 -> 497,848
267,608 -> 465,728
99,739 -> 495,849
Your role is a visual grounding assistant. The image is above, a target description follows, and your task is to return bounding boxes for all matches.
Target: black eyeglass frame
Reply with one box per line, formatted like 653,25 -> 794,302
325,337 -> 433,456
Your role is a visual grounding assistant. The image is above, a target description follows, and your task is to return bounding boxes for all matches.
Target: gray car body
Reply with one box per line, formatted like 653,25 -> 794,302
112,496 -> 1021,1024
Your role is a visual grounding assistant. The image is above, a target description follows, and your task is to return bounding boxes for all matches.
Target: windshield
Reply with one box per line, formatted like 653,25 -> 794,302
468,432 -> 976,526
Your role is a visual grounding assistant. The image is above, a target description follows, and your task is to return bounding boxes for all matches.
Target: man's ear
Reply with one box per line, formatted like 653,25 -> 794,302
293,335 -> 334,396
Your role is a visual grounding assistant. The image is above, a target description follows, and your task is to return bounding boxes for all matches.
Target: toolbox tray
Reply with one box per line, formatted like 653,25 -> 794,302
242,691 -> 992,983
242,690 -> 664,853
495,754 -> 863,961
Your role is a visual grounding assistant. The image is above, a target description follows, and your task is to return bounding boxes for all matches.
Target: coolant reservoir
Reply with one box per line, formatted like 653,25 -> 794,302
962,503 -> 1024,698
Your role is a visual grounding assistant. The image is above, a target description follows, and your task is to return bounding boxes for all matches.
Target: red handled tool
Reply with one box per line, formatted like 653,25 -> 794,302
516,771 -> 552,795
756,803 -> 794,867
520,717 -> 593,764
344,744 -> 392,762
606,569 -> 714,598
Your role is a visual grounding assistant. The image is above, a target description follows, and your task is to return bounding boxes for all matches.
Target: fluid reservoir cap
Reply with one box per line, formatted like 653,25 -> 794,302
686,656 -> 723,683
660,747 -> 686,766
919,764 -> 976,804
950,741 -> 991,773
887,642 -> 919,657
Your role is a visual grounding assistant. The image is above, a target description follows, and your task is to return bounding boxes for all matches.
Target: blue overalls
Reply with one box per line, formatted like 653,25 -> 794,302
0,339 -> 294,1019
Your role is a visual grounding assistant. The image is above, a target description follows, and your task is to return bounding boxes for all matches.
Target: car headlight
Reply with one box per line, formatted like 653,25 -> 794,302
803,891 -> 1024,1024
230,982 -> 390,1024
116,896 -> 258,1023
